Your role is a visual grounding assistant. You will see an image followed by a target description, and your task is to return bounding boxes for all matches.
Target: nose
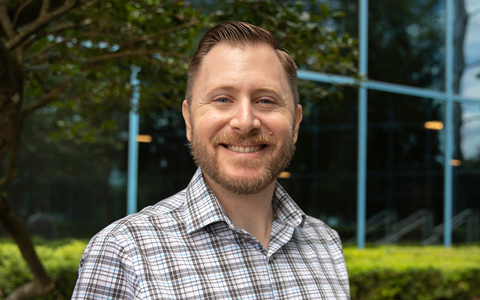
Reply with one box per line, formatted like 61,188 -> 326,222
229,100 -> 261,134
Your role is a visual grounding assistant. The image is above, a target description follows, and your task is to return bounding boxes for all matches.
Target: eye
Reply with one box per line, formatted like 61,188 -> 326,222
257,98 -> 275,105
214,97 -> 231,103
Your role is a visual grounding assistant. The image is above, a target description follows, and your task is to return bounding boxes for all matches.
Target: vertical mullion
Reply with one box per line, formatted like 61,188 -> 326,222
127,66 -> 141,215
444,0 -> 454,247
357,0 -> 369,249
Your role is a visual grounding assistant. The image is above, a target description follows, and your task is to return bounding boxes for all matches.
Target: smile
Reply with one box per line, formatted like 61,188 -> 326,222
225,145 -> 265,153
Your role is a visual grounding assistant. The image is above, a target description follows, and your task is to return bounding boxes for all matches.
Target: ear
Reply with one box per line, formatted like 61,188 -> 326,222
182,100 -> 192,142
293,104 -> 303,143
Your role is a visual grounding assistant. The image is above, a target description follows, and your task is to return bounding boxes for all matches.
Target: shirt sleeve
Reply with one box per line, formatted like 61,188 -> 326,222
326,226 -> 351,296
72,235 -> 139,299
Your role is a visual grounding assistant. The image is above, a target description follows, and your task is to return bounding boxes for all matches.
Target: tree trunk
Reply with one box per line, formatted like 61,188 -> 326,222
0,40 -> 56,300
0,195 -> 57,300
0,41 -> 22,167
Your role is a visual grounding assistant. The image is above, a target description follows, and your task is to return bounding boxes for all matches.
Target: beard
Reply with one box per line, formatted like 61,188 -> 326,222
189,130 -> 296,195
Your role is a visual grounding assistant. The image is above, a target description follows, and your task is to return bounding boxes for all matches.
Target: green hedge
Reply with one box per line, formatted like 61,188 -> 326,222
0,239 -> 479,299
344,246 -> 480,300
0,239 -> 85,299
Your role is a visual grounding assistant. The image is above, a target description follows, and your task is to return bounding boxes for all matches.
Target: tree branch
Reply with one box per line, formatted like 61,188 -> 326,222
86,49 -> 190,66
21,80 -> 71,116
40,0 -> 51,17
12,0 -> 37,27
32,72 -> 48,93
0,0 -> 16,38
46,16 -> 92,34
6,0 -> 83,51
116,17 -> 199,51
23,19 -> 94,61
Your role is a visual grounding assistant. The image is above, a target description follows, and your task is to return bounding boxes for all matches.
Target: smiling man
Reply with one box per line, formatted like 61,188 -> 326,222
73,21 -> 350,299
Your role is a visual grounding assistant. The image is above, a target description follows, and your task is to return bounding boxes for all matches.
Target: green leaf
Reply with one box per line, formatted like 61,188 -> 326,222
331,11 -> 346,18
320,4 -> 330,18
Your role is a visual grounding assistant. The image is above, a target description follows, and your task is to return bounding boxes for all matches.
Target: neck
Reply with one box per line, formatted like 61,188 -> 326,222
203,174 -> 276,250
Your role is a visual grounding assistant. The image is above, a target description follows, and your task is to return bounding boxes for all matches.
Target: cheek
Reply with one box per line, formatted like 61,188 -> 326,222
192,115 -> 228,140
269,116 -> 295,136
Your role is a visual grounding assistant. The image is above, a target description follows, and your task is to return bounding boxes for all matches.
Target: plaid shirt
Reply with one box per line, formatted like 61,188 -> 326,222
72,169 -> 350,299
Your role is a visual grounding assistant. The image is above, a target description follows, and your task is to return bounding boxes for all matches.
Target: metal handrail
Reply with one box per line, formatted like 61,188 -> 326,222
375,215 -> 427,245
347,210 -> 395,243
422,209 -> 473,245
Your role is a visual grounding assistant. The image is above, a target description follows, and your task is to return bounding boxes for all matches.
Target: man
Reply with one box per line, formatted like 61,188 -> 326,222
26,203 -> 56,239
72,21 -> 350,299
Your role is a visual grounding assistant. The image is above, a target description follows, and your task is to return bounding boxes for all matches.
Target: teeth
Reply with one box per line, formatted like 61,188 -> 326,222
227,145 -> 263,153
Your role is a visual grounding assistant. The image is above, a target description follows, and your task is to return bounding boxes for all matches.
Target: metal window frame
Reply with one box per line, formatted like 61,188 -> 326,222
126,0 -> 480,248
298,0 -> 480,248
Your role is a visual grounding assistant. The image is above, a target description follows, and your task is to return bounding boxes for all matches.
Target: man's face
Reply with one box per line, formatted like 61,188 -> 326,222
183,43 -> 302,194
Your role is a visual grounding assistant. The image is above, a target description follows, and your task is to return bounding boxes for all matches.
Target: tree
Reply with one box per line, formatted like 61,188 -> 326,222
1,1 -> 207,298
0,0 -> 357,298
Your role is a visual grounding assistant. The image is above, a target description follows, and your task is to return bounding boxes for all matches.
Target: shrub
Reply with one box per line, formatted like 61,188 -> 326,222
0,240 -> 479,299
344,246 -> 480,300
0,238 -> 87,300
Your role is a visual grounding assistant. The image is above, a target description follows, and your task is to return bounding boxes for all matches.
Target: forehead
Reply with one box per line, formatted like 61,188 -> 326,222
192,43 -> 293,102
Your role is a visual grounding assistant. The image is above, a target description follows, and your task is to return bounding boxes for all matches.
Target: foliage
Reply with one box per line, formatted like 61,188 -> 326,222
15,0 -> 358,149
344,245 -> 480,272
1,240 -> 479,299
6,0 -> 359,185
345,246 -> 480,300
19,1 -> 208,147
0,239 -> 86,299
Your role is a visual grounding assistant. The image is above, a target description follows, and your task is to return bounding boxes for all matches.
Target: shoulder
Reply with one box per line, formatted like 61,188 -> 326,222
74,189 -> 190,298
294,215 -> 348,275
86,189 -> 188,252
299,215 -> 343,247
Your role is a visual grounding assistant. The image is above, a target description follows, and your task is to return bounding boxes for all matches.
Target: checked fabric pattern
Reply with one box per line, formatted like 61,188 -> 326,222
72,168 -> 350,299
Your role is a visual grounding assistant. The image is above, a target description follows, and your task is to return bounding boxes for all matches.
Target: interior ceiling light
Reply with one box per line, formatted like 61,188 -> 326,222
450,159 -> 461,167
424,121 -> 444,130
136,135 -> 152,143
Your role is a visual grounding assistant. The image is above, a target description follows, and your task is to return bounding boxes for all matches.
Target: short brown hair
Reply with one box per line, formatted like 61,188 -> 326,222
186,21 -> 299,105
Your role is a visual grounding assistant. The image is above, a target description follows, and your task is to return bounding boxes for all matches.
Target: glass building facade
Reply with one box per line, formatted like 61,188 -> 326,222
2,0 -> 479,247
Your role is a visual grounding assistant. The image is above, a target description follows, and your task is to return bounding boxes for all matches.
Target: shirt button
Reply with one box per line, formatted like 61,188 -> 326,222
269,256 -> 274,263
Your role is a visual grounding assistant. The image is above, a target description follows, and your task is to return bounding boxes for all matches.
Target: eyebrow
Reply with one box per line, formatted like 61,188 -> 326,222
203,85 -> 235,98
253,87 -> 288,104
205,85 -> 285,100
206,85 -> 236,92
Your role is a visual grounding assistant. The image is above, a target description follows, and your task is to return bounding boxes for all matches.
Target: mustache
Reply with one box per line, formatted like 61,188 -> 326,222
211,133 -> 277,147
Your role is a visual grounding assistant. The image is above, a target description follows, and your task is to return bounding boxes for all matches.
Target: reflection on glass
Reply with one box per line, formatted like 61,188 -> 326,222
465,0 -> 480,14
459,6 -> 480,97
367,92 -> 445,243
285,85 -> 358,241
454,101 -> 480,243
464,10 -> 480,66
460,66 -> 480,98
367,0 -> 445,90
460,103 -> 480,161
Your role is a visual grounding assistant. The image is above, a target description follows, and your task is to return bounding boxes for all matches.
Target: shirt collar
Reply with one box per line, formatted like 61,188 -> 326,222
272,182 -> 307,228
184,168 -> 231,234
184,168 -> 306,233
